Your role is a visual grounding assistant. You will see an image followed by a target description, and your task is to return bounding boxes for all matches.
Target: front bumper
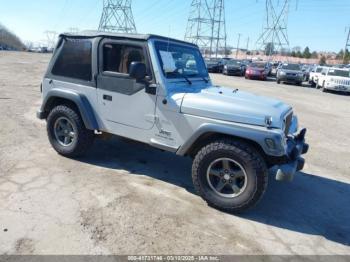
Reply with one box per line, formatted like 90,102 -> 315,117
325,83 -> 350,92
278,75 -> 303,83
246,73 -> 266,80
276,128 -> 309,182
37,109 -> 46,120
207,66 -> 220,73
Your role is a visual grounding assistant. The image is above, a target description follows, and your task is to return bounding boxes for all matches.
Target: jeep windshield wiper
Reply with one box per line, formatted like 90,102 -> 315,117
182,75 -> 192,85
166,71 -> 192,85
186,74 -> 209,84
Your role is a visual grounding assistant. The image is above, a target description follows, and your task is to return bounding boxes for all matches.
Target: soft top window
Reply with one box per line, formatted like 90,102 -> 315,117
103,43 -> 146,75
52,38 -> 92,81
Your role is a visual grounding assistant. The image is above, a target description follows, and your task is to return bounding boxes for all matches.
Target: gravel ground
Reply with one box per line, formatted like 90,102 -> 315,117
0,51 -> 349,255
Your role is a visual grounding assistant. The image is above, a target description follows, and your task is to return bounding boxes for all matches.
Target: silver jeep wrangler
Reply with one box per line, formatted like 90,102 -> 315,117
37,31 -> 309,212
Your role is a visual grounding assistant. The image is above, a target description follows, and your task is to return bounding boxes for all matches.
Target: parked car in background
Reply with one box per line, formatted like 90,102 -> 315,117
317,67 -> 350,93
241,59 -> 252,66
276,63 -> 304,86
205,58 -> 231,73
245,62 -> 268,81
223,59 -> 246,76
302,65 -> 313,82
309,66 -> 327,87
270,62 -> 280,77
265,63 -> 273,76
205,58 -> 223,73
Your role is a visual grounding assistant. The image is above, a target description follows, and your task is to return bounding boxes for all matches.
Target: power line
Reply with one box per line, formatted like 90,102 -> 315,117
99,0 -> 137,33
185,0 -> 227,58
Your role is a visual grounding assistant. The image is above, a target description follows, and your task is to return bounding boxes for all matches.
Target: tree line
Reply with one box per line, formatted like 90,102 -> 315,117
0,23 -> 26,51
264,43 -> 350,65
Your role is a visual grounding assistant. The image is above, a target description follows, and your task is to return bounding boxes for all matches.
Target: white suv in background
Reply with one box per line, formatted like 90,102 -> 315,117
309,66 -> 328,87
317,67 -> 350,93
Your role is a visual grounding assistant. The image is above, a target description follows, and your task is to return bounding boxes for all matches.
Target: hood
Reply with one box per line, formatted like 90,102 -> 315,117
181,86 -> 292,128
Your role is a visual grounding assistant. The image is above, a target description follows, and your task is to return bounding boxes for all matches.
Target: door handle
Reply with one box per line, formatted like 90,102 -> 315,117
103,95 -> 112,101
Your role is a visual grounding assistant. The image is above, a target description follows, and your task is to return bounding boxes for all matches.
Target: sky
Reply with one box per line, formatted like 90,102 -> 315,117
0,0 -> 349,52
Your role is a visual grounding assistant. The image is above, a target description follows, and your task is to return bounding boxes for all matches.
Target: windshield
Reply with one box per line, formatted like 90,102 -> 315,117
328,69 -> 350,77
282,64 -> 301,71
316,67 -> 323,73
155,41 -> 208,79
227,60 -> 241,66
250,63 -> 265,68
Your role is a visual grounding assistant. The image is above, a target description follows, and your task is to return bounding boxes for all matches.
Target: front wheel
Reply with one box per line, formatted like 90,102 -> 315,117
47,105 -> 95,158
192,140 -> 268,213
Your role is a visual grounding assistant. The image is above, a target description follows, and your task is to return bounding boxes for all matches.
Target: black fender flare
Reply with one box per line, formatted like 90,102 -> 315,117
40,89 -> 99,130
176,123 -> 285,157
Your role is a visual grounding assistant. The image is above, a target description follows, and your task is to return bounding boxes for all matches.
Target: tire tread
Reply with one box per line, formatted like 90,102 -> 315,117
192,139 -> 268,213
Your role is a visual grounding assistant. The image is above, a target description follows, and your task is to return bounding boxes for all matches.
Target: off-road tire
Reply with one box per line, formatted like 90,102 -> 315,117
47,105 -> 95,158
192,140 -> 268,213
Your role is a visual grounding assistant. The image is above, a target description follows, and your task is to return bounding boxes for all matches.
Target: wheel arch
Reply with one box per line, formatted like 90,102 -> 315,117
183,132 -> 267,159
177,124 -> 286,167
41,89 -> 99,130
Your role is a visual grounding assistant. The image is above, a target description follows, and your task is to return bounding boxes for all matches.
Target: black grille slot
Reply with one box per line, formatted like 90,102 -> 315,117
284,113 -> 293,136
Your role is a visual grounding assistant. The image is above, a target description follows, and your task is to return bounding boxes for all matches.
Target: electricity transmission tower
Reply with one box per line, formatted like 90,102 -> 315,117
44,31 -> 58,49
256,0 -> 290,57
185,0 -> 227,58
98,0 -> 137,33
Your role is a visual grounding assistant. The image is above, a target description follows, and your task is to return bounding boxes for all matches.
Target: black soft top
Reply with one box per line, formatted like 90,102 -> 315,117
59,30 -> 197,47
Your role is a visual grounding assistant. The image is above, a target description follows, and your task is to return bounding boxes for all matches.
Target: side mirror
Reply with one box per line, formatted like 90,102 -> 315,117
129,62 -> 147,81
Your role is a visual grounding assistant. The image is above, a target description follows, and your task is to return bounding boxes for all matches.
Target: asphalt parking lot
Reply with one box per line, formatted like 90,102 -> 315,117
0,51 -> 349,255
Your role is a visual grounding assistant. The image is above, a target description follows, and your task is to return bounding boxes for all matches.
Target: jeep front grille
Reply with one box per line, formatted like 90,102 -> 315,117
334,79 -> 350,86
284,112 -> 293,136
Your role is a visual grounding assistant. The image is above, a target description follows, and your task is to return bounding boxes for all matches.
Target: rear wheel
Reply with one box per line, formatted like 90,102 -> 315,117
47,105 -> 95,158
192,140 -> 268,213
